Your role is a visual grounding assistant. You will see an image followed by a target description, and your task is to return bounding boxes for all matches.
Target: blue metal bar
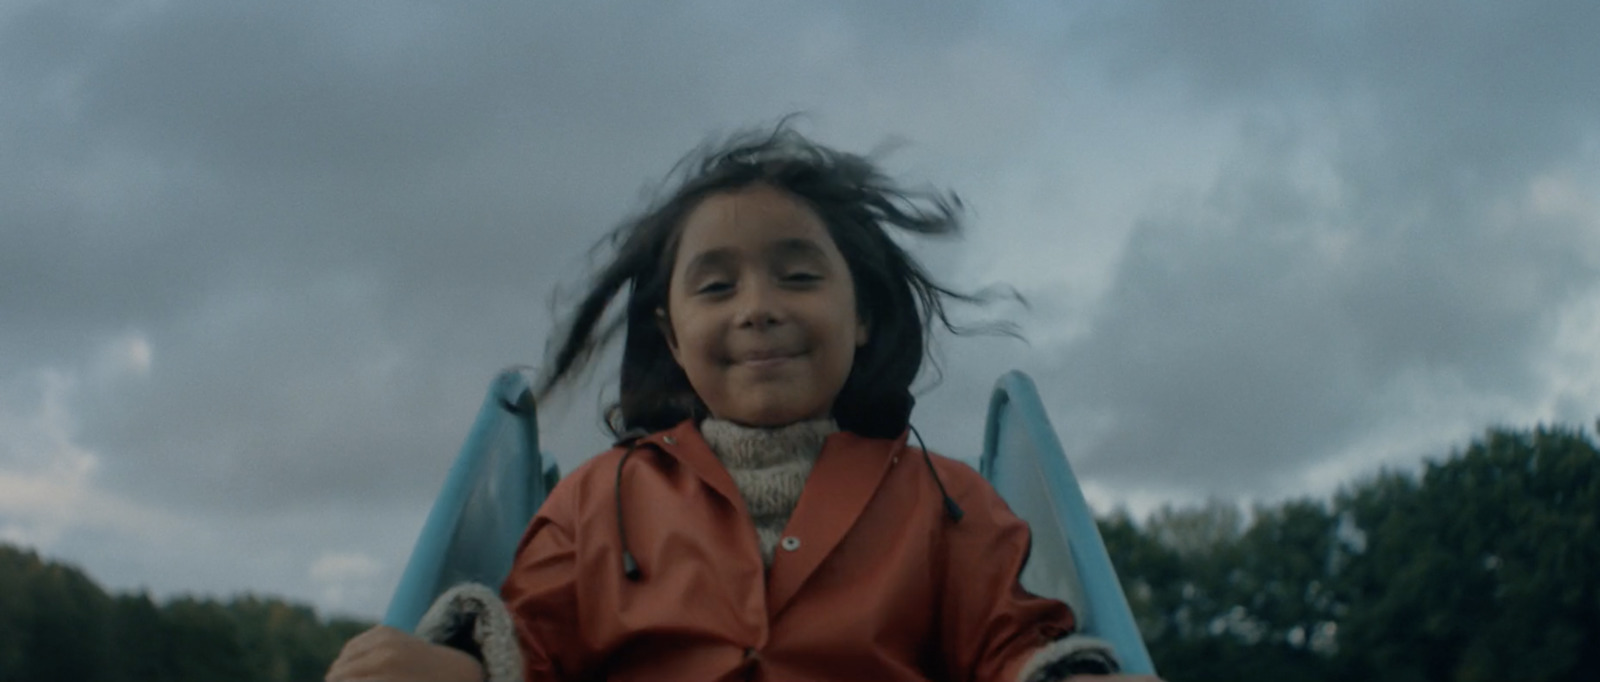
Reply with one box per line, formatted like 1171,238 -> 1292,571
382,367 -> 551,631
981,371 -> 1157,675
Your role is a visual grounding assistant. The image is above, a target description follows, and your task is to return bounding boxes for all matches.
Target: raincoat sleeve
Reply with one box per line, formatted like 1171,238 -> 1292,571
501,477 -> 597,682
935,463 -> 1077,682
414,582 -> 524,682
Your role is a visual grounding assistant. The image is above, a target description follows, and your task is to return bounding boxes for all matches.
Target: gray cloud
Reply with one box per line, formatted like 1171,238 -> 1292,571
1035,1 -> 1600,496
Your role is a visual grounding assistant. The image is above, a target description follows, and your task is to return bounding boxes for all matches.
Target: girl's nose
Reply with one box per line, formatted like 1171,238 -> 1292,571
733,281 -> 783,330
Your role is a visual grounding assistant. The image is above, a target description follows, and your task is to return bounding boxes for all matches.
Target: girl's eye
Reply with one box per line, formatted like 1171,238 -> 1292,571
782,272 -> 821,284
695,281 -> 732,295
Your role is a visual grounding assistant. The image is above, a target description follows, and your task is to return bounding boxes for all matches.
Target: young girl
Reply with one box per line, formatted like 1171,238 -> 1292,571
327,125 -> 1158,682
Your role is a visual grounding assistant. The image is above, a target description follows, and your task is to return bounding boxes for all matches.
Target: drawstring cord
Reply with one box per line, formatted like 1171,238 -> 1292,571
613,428 -> 650,581
909,424 -> 965,523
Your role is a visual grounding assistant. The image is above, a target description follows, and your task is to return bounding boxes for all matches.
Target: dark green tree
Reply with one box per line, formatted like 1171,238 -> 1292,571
1334,425 -> 1600,682
107,592 -> 176,682
158,597 -> 261,682
227,594 -> 370,682
0,546 -> 114,682
0,543 -> 374,682
1102,500 -> 1326,682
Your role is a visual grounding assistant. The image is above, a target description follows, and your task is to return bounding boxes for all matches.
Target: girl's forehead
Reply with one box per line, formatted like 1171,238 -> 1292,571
676,186 -> 839,255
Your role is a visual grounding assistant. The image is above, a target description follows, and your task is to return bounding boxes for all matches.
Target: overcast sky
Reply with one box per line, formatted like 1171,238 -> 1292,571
4,1 -> 1598,620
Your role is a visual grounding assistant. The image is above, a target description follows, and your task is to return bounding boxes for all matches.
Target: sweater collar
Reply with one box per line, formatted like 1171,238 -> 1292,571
698,417 -> 838,470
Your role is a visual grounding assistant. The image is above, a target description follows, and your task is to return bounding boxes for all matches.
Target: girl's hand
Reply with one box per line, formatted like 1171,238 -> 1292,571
325,625 -> 486,682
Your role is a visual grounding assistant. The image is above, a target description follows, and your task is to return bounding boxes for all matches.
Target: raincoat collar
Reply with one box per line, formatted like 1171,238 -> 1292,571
644,419 -> 910,615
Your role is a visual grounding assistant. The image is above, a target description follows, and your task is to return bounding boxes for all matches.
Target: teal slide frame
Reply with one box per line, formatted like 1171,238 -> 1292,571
382,368 -> 556,630
982,371 -> 1156,675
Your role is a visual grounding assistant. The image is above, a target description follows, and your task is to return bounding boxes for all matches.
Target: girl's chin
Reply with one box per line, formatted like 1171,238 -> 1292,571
710,398 -> 828,428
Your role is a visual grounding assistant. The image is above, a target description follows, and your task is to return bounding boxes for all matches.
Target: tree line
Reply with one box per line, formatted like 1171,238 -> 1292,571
0,548 -> 369,682
1104,423 -> 1599,681
3,421 -> 1595,681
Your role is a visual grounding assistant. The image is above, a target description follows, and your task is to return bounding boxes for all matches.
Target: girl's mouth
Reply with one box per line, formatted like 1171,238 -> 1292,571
732,350 -> 803,368
742,356 -> 793,368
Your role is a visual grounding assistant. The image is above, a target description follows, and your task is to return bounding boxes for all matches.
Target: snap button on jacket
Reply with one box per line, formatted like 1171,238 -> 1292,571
501,420 -> 1075,681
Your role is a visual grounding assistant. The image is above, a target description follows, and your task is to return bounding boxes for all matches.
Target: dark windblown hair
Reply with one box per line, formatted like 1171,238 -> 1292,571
537,120 -> 1015,439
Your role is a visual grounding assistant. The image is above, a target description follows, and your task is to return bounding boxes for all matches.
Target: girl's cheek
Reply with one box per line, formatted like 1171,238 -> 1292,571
688,326 -> 724,362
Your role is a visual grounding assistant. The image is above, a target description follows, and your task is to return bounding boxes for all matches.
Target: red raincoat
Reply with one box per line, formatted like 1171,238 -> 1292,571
501,419 -> 1075,681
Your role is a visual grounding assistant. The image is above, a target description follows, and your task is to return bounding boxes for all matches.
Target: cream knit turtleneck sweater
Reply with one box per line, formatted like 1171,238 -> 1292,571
698,417 -> 837,565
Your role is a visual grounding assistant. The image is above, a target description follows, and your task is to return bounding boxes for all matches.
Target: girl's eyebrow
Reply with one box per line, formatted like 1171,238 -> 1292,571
682,238 -> 829,278
766,237 -> 829,263
682,248 -> 736,280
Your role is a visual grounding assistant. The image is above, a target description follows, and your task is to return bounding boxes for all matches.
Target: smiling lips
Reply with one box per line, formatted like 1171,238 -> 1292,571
734,349 -> 803,367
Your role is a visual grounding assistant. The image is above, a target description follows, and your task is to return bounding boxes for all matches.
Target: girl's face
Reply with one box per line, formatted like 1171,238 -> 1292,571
663,184 -> 867,427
